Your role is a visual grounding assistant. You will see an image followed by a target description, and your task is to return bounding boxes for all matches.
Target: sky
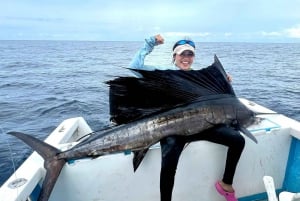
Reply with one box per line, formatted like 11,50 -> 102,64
1,0 -> 300,42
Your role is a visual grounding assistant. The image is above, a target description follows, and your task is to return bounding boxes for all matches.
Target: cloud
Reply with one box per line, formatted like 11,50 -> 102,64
164,32 -> 211,38
259,24 -> 300,40
3,16 -> 63,22
261,31 -> 282,37
285,24 -> 300,38
224,33 -> 233,37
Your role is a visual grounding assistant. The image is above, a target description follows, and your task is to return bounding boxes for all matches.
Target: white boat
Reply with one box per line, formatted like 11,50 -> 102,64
1,98 -> 300,201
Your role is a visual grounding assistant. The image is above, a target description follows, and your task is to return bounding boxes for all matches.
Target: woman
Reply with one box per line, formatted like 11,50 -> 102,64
129,34 -> 244,201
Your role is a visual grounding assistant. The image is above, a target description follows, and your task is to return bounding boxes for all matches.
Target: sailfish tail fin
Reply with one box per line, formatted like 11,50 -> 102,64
8,131 -> 65,201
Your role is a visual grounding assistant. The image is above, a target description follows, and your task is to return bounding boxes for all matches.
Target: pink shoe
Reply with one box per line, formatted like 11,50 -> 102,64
215,181 -> 237,201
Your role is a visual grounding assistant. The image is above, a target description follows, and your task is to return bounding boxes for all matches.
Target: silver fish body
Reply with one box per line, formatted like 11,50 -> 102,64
58,95 -> 255,160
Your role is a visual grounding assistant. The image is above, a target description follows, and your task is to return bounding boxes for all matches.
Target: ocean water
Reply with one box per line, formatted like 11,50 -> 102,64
0,40 -> 299,186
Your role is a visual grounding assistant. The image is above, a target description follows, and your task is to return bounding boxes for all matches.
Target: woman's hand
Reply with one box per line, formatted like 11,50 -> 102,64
227,74 -> 233,82
155,34 -> 164,45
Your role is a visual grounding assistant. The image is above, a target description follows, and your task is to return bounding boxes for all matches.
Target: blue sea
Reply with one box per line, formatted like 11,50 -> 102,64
0,40 -> 299,186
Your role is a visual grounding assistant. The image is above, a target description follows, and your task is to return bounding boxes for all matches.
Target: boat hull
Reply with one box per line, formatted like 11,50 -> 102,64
1,99 -> 300,201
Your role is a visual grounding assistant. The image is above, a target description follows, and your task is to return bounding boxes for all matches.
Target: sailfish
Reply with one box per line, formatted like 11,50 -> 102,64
8,55 -> 257,201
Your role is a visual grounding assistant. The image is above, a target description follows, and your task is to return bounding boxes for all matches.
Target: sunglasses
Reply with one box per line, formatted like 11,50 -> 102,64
180,51 -> 195,57
173,40 -> 196,50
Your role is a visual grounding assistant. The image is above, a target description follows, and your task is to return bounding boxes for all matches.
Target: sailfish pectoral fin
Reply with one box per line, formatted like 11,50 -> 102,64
133,148 -> 149,172
7,131 -> 65,201
239,127 -> 258,143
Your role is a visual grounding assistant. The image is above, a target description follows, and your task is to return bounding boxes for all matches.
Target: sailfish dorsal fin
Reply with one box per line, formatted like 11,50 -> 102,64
106,55 -> 235,124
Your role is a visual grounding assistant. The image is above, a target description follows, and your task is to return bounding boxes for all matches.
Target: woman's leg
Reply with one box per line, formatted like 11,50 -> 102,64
187,125 -> 245,186
212,126 -> 245,186
160,136 -> 186,201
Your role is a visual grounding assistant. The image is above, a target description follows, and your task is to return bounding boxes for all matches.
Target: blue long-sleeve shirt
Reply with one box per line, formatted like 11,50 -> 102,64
129,36 -> 177,71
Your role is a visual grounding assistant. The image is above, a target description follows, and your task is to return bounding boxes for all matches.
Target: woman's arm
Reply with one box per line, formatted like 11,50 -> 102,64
129,35 -> 164,70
